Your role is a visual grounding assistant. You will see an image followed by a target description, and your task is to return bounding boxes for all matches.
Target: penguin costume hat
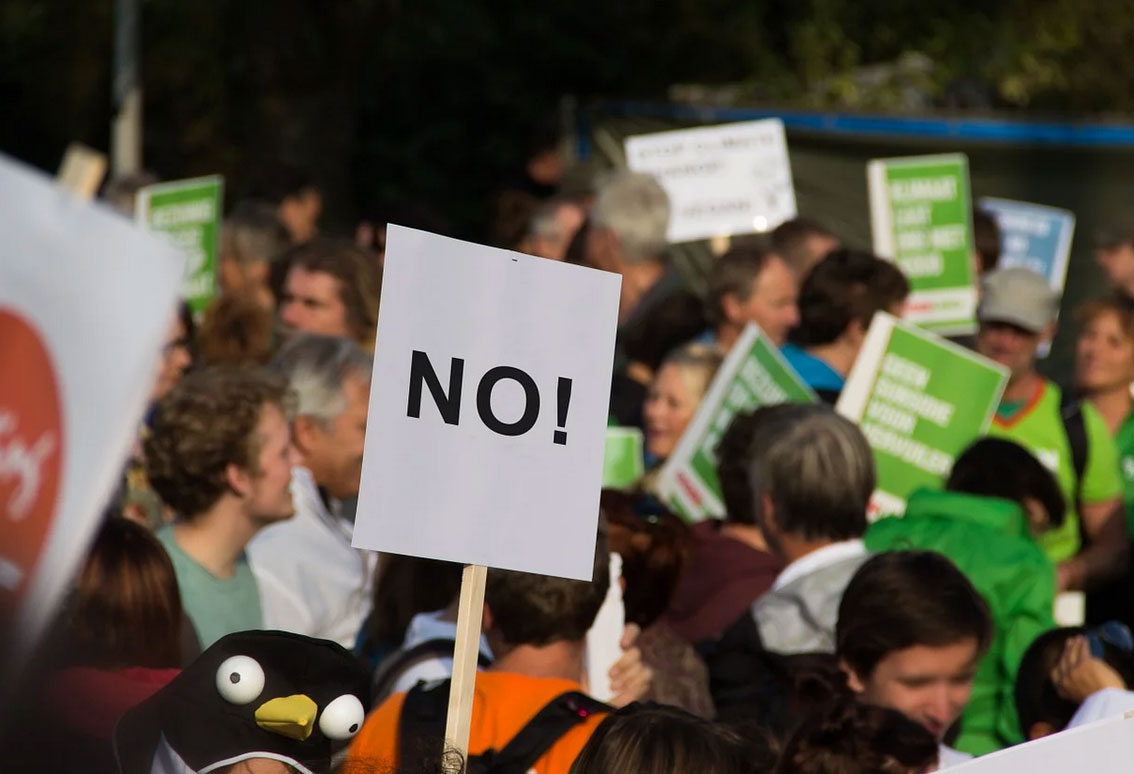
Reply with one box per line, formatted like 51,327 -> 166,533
115,630 -> 371,774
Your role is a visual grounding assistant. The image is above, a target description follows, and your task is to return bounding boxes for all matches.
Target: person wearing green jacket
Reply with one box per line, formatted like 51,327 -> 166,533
865,438 -> 1065,756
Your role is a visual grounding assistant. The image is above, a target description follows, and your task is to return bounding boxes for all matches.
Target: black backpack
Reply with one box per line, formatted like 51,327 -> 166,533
397,677 -> 609,774
371,638 -> 493,706
1059,392 -> 1089,510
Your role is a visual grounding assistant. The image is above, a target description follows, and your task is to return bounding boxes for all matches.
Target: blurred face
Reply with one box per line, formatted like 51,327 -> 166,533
280,267 -> 350,338
847,639 -> 980,742
298,374 -> 370,499
976,320 -> 1040,379
643,363 -> 698,460
530,203 -> 585,262
1076,311 -> 1134,394
1095,243 -> 1134,290
152,315 -> 192,403
731,256 -> 799,346
279,188 -> 322,244
245,403 -> 302,524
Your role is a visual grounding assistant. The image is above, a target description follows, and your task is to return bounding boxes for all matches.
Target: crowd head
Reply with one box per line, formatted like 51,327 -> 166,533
279,238 -> 382,350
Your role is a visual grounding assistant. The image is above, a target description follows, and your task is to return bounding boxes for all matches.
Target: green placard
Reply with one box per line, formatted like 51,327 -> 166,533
837,313 -> 1007,518
658,325 -> 816,521
868,154 -> 976,335
136,175 -> 224,315
603,427 -> 645,490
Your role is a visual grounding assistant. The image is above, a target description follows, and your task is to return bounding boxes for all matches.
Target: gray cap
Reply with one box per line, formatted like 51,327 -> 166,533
978,267 -> 1058,333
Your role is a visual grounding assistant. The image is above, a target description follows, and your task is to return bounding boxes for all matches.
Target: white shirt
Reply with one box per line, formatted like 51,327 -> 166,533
1067,688 -> 1134,729
772,539 -> 868,592
389,611 -> 494,696
248,467 -> 376,648
939,744 -> 972,769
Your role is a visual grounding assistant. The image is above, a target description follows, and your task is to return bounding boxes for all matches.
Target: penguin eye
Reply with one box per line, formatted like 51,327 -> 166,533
215,655 -> 265,705
318,694 -> 365,740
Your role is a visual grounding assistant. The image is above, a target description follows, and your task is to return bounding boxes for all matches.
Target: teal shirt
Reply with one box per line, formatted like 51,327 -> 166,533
157,524 -> 263,648
865,489 -> 1056,756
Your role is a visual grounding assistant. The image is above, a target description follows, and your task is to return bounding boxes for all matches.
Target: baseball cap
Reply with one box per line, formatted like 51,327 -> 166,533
978,267 -> 1058,333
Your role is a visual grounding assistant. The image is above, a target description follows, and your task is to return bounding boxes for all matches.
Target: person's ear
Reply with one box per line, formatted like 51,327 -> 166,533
839,658 -> 866,694
1041,321 -> 1057,346
481,603 -> 494,634
1021,496 -> 1051,536
225,461 -> 254,498
721,292 -> 744,326
292,415 -> 322,457
1028,721 -> 1056,741
843,318 -> 866,347
759,492 -> 779,534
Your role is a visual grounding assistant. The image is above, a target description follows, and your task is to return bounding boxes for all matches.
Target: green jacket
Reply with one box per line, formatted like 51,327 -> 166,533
865,489 -> 1056,756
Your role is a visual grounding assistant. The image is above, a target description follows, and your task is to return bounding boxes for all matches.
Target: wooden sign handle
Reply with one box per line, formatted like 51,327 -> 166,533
444,563 -> 488,760
56,143 -> 108,202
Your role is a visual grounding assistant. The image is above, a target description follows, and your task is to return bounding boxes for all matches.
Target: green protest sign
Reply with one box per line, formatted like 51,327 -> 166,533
603,427 -> 645,490
868,154 -> 976,335
836,312 -> 1007,518
657,324 -> 816,521
136,175 -> 224,315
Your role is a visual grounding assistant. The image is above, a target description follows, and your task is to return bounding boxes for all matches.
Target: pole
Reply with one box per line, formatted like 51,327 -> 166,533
112,0 -> 142,177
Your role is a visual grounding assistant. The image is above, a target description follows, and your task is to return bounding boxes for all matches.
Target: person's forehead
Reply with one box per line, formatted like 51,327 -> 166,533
879,640 -> 980,673
286,266 -> 340,295
753,255 -> 795,290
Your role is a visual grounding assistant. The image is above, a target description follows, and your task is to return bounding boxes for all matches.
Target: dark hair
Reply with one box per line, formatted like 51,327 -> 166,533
145,366 -> 292,518
748,404 -> 874,542
62,518 -> 183,669
364,556 -> 465,654
716,411 -> 761,525
485,529 -> 610,647
774,701 -> 938,774
792,249 -> 909,347
601,490 -> 691,628
622,296 -> 711,372
571,703 -> 748,774
836,552 -> 992,681
771,217 -> 837,275
1015,626 -> 1134,737
1077,296 -> 1134,344
972,208 -> 1002,275
947,437 -> 1065,529
283,237 -> 383,348
706,244 -> 777,327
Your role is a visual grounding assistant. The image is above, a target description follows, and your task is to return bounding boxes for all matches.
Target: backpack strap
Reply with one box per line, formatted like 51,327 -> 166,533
397,681 -> 609,774
477,691 -> 610,774
372,638 -> 492,706
1059,391 -> 1089,510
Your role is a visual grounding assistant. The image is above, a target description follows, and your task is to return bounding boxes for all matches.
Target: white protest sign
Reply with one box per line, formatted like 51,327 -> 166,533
0,153 -> 185,677
625,119 -> 797,244
352,225 -> 621,581
950,713 -> 1134,774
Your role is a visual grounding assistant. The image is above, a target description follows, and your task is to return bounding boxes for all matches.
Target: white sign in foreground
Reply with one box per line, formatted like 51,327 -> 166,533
0,153 -> 185,678
353,225 -> 622,581
951,713 -> 1134,774
625,119 -> 797,244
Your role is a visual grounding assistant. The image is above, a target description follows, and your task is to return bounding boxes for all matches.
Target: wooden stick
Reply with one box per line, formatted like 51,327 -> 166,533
57,143 -> 108,201
444,563 -> 488,760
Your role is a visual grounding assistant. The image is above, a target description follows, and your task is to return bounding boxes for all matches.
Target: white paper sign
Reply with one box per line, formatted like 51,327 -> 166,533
0,153 -> 185,676
950,713 -> 1134,773
624,119 -> 797,244
352,226 -> 621,580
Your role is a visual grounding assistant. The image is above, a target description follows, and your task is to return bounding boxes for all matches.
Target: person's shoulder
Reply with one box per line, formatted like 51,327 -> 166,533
348,689 -> 406,763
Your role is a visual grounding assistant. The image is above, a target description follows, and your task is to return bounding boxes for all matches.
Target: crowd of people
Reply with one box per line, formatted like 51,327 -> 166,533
7,131 -> 1134,774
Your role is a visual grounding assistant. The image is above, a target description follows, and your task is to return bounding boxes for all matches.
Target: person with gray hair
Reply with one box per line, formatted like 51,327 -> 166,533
247,332 -> 378,647
745,403 -> 875,654
589,171 -> 708,427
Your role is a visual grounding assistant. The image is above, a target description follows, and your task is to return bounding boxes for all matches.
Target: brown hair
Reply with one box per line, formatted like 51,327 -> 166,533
572,702 -> 748,774
707,244 -> 777,327
836,551 -> 992,681
793,249 -> 909,347
485,527 -> 610,647
1076,296 -> 1134,343
285,237 -> 382,348
774,701 -> 938,774
197,293 -> 276,367
64,518 -> 183,669
145,366 -> 292,518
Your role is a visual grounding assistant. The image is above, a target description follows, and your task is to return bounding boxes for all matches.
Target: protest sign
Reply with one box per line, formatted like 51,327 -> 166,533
837,313 -> 1007,518
656,324 -> 816,521
868,154 -> 977,335
0,153 -> 185,683
950,712 -> 1134,774
353,225 -> 620,755
603,427 -> 645,489
979,197 -> 1075,292
625,119 -> 797,244
353,224 -> 620,579
136,175 -> 224,316
56,143 -> 107,201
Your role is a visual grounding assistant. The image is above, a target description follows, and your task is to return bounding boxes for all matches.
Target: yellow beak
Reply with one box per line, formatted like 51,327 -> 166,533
254,694 -> 318,741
